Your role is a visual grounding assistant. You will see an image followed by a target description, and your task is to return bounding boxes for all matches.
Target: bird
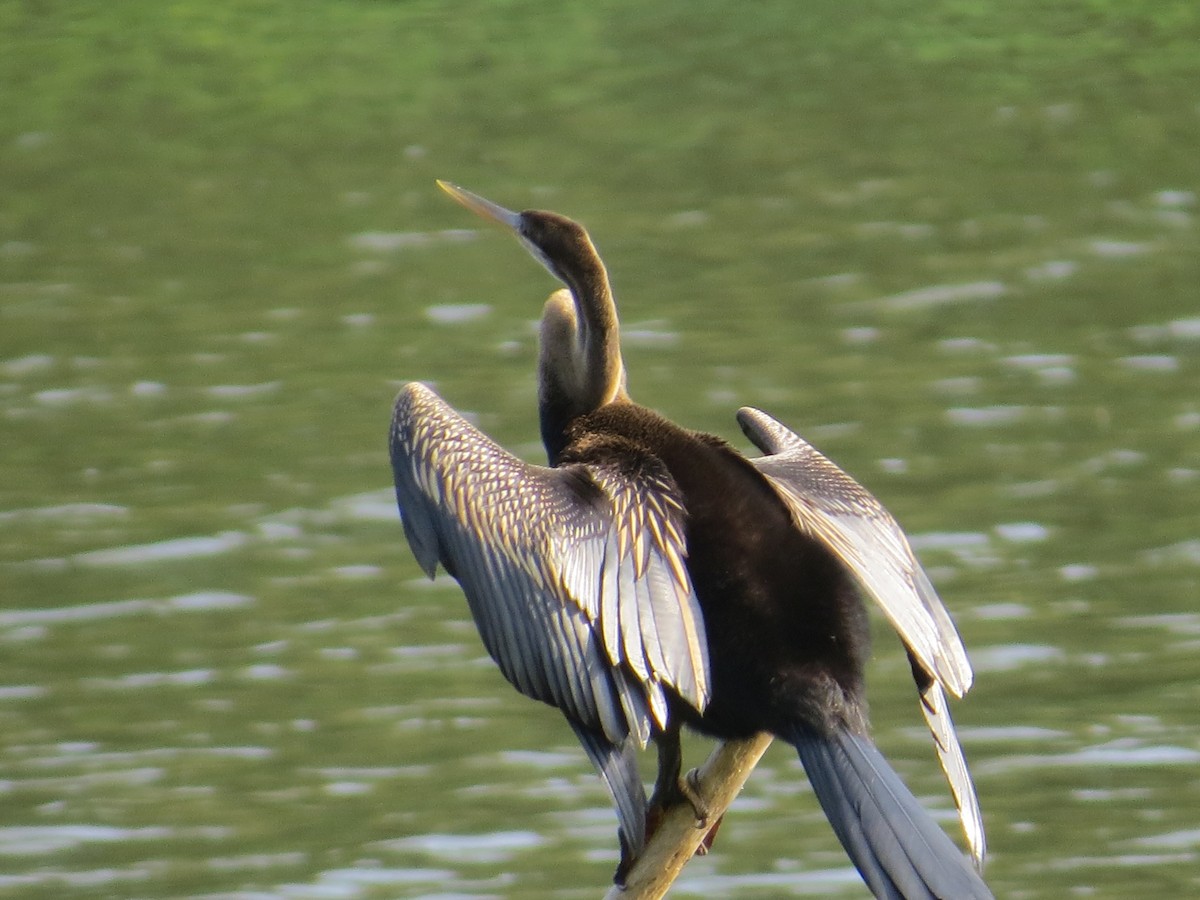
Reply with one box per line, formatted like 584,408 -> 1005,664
388,181 -> 991,898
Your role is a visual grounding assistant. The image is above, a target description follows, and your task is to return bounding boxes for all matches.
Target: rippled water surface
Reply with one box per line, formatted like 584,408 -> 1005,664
3,3 -> 1199,897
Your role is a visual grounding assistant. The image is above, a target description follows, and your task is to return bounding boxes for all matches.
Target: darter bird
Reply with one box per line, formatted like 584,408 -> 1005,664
388,181 -> 991,898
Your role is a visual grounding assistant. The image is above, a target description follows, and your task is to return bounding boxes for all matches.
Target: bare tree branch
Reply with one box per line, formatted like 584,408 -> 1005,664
602,733 -> 774,900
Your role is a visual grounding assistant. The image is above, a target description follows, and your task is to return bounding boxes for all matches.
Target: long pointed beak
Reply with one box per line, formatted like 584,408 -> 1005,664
437,180 -> 522,232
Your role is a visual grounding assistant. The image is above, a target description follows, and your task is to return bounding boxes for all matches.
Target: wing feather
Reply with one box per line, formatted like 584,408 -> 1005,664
916,671 -> 986,869
390,382 -> 710,745
736,406 -> 984,865
736,407 -> 971,697
618,547 -> 651,683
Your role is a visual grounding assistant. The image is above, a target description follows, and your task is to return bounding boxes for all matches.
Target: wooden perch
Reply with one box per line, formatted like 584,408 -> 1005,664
602,732 -> 774,900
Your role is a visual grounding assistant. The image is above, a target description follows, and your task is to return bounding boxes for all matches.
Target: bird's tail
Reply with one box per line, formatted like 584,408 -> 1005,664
786,725 -> 992,900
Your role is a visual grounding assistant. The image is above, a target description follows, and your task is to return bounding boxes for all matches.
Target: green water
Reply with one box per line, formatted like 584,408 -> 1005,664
3,2 -> 1199,897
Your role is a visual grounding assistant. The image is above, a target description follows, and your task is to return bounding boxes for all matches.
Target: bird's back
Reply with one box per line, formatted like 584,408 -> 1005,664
559,402 -> 873,739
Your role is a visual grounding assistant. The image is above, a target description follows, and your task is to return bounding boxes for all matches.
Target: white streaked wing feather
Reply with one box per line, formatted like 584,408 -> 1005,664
390,382 -> 709,746
736,406 -> 972,697
919,678 -> 986,868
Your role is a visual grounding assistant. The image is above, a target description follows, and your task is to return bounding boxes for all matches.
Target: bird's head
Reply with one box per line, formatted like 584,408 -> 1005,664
437,180 -> 627,456
436,181 -> 602,290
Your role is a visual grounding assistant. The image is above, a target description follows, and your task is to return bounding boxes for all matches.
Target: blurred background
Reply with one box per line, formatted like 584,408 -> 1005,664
2,2 -> 1198,897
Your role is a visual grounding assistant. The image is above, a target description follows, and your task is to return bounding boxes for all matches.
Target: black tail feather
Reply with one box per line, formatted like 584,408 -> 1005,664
788,725 -> 992,900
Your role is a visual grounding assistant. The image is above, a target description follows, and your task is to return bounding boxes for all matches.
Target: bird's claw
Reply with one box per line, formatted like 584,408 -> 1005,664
681,768 -> 726,854
681,767 -> 710,827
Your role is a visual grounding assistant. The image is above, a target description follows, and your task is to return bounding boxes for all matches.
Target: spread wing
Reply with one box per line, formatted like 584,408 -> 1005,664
736,406 -> 985,868
390,381 -> 710,740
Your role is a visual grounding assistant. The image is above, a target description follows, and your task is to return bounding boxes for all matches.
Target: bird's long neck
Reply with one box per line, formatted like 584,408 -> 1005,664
567,260 -> 624,399
539,260 -> 628,464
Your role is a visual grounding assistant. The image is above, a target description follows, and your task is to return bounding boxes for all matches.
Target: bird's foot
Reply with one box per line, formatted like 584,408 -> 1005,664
646,768 -> 711,831
680,767 -> 726,854
649,766 -> 709,830
680,767 -> 710,826
644,770 -> 724,858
